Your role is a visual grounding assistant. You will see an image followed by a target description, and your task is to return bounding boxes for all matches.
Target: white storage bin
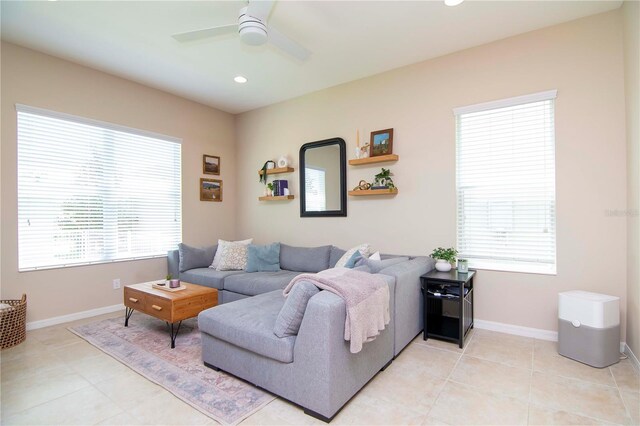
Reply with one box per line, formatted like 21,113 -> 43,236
558,291 -> 620,368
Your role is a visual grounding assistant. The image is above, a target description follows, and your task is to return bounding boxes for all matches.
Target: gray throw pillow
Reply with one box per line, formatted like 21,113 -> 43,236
178,243 -> 217,273
274,281 -> 319,338
356,256 -> 409,274
246,243 -> 281,272
329,246 -> 347,268
279,244 -> 332,273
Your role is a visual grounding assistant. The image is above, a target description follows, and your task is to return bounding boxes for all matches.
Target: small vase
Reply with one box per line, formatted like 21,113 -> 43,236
435,259 -> 452,272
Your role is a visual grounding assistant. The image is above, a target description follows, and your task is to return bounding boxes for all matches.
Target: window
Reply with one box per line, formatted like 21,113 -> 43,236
304,166 -> 326,211
454,90 -> 557,274
17,105 -> 182,271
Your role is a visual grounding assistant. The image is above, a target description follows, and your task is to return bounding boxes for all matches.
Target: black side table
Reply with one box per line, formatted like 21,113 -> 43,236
420,269 -> 475,348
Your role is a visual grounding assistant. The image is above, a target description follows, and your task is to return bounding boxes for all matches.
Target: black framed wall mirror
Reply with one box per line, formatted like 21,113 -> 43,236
299,138 -> 347,217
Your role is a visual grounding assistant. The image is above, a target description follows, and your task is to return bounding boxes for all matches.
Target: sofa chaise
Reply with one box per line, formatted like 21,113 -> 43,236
167,243 -> 434,421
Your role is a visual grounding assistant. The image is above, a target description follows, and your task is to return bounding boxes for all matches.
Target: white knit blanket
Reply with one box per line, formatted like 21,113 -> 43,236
283,268 -> 390,353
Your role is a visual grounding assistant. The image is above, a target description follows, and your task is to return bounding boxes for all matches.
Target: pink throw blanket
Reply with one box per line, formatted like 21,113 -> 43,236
283,268 -> 390,353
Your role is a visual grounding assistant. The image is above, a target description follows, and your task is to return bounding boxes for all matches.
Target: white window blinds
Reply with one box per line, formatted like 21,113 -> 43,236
304,167 -> 327,212
17,104 -> 182,271
454,91 -> 557,274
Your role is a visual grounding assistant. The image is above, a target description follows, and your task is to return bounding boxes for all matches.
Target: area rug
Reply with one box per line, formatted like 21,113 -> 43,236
70,315 -> 274,425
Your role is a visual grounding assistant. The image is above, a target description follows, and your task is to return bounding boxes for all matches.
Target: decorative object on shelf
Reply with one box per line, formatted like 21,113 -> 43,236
430,247 -> 458,272
277,155 -> 289,168
266,182 -> 274,196
458,259 -> 469,273
355,129 -> 370,159
370,128 -> 394,157
200,178 -> 223,202
283,187 -> 290,196
373,168 -> 395,189
259,160 -> 276,184
273,179 -> 289,196
352,180 -> 372,191
203,154 -> 220,175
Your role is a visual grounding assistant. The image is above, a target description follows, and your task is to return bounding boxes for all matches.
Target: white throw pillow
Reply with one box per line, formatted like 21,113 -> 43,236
210,239 -> 252,269
335,243 -> 372,268
369,251 -> 382,261
216,242 -> 250,271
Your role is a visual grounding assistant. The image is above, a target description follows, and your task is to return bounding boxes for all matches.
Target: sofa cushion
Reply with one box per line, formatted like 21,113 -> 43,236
198,290 -> 296,363
223,271 -> 301,296
329,246 -> 346,268
216,242 -> 250,271
246,243 -> 281,272
274,281 -> 319,337
178,244 -> 216,273
280,244 -> 332,273
179,268 -> 243,290
211,239 -> 252,269
334,244 -> 372,268
344,250 -> 364,268
357,256 -> 410,274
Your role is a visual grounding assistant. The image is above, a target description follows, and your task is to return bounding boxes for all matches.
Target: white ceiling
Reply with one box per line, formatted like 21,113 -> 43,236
1,0 -> 622,114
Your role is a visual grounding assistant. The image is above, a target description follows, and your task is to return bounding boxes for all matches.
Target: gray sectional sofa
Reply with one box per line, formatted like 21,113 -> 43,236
167,244 -> 434,421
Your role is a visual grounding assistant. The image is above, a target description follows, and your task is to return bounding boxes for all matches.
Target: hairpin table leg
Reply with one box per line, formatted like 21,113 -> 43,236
124,307 -> 134,327
167,321 -> 182,349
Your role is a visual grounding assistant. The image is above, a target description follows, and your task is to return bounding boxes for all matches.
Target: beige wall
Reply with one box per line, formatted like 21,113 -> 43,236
623,0 -> 639,357
236,11 -> 628,336
1,42 -> 236,323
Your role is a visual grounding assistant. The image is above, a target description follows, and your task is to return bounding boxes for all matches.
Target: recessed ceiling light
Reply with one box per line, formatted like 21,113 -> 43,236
445,0 -> 464,6
234,76 -> 248,84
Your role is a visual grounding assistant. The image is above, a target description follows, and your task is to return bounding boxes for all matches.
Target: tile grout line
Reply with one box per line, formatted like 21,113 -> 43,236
610,363 -> 635,423
527,339 -> 535,425
422,330 -> 475,423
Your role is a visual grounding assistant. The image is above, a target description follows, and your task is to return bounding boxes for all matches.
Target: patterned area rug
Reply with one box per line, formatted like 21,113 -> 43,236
70,315 -> 274,425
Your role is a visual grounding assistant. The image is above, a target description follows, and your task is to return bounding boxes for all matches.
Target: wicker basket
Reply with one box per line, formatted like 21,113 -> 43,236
1,294 -> 27,349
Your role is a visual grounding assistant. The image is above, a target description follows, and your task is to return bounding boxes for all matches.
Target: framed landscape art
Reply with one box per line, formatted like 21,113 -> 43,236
200,178 -> 222,202
203,155 -> 220,175
370,129 -> 394,157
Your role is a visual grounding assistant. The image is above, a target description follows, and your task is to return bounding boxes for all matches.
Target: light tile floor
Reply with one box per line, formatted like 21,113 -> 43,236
1,312 -> 638,425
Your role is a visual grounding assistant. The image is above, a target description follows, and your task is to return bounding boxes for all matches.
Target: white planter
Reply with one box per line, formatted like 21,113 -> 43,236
435,259 -> 452,272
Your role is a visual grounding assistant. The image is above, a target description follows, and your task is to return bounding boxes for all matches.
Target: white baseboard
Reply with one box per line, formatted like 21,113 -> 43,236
474,319 -> 629,356
624,343 -> 640,371
474,319 -> 558,341
26,303 -> 125,331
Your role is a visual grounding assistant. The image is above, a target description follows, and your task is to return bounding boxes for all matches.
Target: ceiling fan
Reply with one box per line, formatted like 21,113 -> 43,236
171,0 -> 311,61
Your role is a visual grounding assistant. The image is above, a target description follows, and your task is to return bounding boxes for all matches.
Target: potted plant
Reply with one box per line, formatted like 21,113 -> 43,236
430,247 -> 458,272
373,168 -> 395,190
267,182 -> 274,196
165,274 -> 173,286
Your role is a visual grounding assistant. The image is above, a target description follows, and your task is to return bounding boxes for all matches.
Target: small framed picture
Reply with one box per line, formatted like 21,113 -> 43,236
203,155 -> 220,175
200,178 -> 222,202
370,128 -> 394,157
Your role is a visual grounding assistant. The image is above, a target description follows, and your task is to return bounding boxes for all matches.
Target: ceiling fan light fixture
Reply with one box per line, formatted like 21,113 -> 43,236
238,6 -> 268,45
234,76 -> 248,84
445,0 -> 464,6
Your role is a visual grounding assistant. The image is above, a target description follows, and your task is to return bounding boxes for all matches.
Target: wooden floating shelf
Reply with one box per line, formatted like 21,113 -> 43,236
348,189 -> 398,196
348,154 -> 399,166
258,195 -> 295,201
258,167 -> 294,176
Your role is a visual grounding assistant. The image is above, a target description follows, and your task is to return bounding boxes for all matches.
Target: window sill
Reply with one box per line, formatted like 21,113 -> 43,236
466,261 -> 556,276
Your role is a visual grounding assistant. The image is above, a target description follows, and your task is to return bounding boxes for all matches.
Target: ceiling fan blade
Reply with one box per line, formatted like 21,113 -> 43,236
268,26 -> 311,61
172,24 -> 238,43
246,0 -> 275,22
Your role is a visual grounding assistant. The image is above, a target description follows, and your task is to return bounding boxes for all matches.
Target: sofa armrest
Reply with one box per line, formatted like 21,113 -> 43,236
167,249 -> 179,278
292,276 -> 395,416
379,256 -> 435,355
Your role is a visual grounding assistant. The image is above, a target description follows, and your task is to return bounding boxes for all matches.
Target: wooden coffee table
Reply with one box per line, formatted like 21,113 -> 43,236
123,281 -> 218,348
